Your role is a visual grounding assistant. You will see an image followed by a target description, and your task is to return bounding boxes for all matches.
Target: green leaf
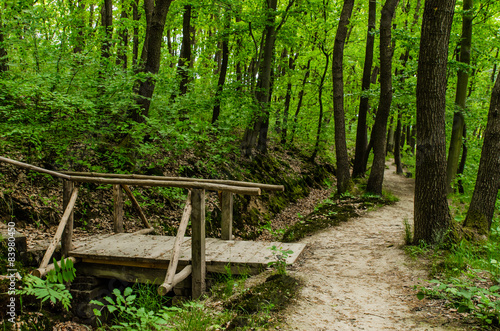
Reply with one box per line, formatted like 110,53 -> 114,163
124,287 -> 133,297
107,305 -> 118,313
417,292 -> 425,300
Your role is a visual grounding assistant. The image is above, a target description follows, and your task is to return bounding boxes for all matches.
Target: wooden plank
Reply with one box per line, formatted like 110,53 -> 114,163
61,180 -> 74,257
0,156 -> 71,180
61,170 -> 285,191
160,191 -> 192,295
113,184 -> 124,233
191,189 -> 206,299
69,234 -> 307,276
68,176 -> 261,195
121,184 -> 151,229
39,188 -> 79,270
221,192 -> 233,240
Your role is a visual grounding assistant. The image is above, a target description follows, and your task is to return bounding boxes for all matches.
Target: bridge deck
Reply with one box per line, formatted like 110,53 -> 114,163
69,233 -> 306,277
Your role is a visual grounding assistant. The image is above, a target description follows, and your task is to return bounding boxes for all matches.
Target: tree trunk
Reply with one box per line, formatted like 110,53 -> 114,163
311,48 -> 330,161
0,10 -> 9,73
117,0 -> 129,69
177,4 -> 192,98
394,111 -> 403,174
100,0 -> 113,62
463,72 -> 500,237
352,0 -> 376,178
132,0 -> 140,67
290,59 -> 312,144
211,11 -> 230,124
281,51 -> 297,144
366,0 -> 399,195
241,0 -> 277,157
133,0 -> 173,123
446,0 -> 472,193
414,0 -> 456,244
332,0 -> 355,195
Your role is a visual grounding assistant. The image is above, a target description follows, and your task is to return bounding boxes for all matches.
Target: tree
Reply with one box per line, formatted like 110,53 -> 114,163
463,71 -> 500,238
446,0 -> 473,193
241,0 -> 279,156
366,0 -> 400,194
332,0 -> 355,194
352,0 -> 376,178
414,0 -> 456,244
0,9 -> 8,73
133,0 -> 174,123
211,10 -> 230,124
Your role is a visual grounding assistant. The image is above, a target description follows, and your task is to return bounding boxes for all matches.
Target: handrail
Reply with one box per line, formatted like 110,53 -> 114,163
0,156 -> 266,194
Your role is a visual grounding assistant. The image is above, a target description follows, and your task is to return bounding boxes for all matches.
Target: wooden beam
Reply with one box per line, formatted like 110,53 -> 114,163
113,184 -> 124,233
158,265 -> 192,296
39,188 -> 79,270
61,171 -> 284,191
32,257 -> 79,278
120,184 -> 151,229
191,189 -> 206,299
158,191 -> 192,296
68,176 -> 261,195
221,192 -> 233,240
0,156 -> 71,180
61,180 -> 74,257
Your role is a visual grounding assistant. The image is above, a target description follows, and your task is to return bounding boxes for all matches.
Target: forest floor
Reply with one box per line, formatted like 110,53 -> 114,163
278,162 -> 475,331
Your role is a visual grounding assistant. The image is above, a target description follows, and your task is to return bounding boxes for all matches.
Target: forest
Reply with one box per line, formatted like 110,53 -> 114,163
1,0 -> 500,329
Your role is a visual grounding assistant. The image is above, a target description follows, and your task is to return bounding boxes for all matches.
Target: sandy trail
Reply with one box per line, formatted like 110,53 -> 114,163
282,163 -> 467,330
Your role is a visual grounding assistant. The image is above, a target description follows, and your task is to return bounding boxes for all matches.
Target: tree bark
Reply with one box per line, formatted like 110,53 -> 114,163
132,0 -> 140,67
311,47 -> 330,161
211,11 -> 230,124
366,0 -> 399,195
117,0 -> 129,69
394,111 -> 403,174
414,0 -> 456,244
100,0 -> 113,63
332,0 -> 355,194
0,10 -> 9,73
177,4 -> 192,99
281,51 -> 297,144
463,71 -> 500,237
446,0 -> 473,193
290,59 -> 312,144
133,0 -> 173,123
241,0 -> 278,157
352,0 -> 376,178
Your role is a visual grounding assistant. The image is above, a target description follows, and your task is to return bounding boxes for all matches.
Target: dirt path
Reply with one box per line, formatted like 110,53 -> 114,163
282,163 -> 468,331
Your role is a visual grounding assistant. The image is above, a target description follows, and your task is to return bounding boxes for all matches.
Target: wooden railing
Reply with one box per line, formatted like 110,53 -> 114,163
0,156 -> 284,298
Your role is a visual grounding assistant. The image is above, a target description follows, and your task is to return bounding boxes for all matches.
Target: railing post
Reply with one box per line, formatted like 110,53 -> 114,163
61,180 -> 74,257
113,184 -> 124,233
221,192 -> 233,240
191,189 -> 206,299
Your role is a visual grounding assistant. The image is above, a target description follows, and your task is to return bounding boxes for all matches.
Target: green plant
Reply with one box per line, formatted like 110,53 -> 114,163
18,258 -> 76,311
403,218 -> 413,244
267,245 -> 293,275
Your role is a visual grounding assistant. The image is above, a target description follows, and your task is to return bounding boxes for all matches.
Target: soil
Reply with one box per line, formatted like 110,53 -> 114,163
279,162 -> 475,331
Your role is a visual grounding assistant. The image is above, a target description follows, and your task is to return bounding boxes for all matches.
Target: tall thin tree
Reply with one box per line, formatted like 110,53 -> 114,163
366,0 -> 400,194
332,0 -> 355,194
414,0 -> 456,244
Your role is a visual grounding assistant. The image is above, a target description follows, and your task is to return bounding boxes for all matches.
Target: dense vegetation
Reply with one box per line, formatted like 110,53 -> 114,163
1,0 -> 500,328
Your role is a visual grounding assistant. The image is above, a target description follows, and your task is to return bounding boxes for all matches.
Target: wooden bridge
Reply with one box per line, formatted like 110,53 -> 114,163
0,156 -> 306,298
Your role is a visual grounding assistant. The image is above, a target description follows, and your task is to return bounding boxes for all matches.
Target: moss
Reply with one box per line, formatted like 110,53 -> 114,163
225,274 -> 300,313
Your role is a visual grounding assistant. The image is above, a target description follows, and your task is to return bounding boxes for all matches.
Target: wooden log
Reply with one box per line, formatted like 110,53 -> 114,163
0,156 -> 71,180
221,192 -> 233,240
159,191 -> 192,296
113,184 -> 124,233
158,265 -> 192,296
32,257 -> 79,278
39,188 -> 79,270
61,171 -> 284,191
120,184 -> 151,229
132,227 -> 155,235
61,180 -> 74,257
191,189 -> 206,299
68,176 -> 261,195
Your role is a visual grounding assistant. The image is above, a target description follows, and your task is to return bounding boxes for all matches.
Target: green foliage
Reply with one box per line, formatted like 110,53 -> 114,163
267,245 -> 293,275
17,258 -> 76,311
92,287 -> 226,330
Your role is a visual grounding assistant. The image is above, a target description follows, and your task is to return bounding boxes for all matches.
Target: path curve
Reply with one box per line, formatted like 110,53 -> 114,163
282,163 -> 467,330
